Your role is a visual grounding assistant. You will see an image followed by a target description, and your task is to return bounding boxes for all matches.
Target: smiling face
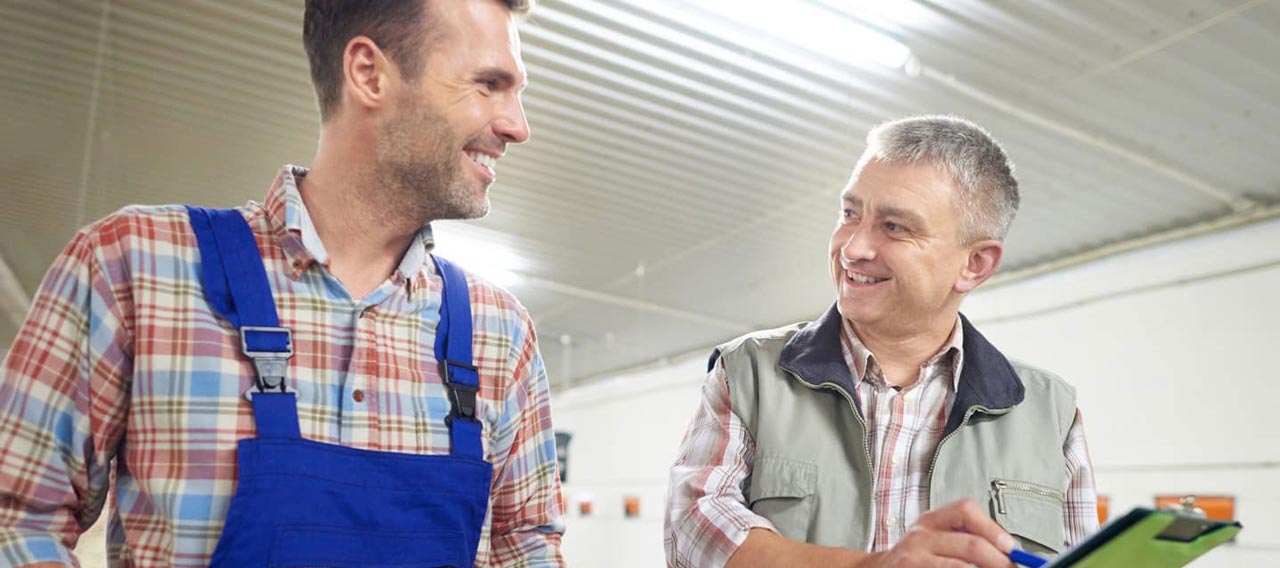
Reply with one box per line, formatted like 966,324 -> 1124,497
376,0 -> 530,222
829,159 -> 985,338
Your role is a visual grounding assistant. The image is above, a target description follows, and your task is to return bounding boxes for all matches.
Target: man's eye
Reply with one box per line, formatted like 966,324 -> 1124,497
885,222 -> 902,233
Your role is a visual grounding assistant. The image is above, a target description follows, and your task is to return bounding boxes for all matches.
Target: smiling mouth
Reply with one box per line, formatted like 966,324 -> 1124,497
466,151 -> 496,169
846,271 -> 889,285
465,150 -> 498,178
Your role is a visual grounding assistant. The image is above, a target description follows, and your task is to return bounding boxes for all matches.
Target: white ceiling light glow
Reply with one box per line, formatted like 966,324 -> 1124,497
430,228 -> 524,289
694,0 -> 913,69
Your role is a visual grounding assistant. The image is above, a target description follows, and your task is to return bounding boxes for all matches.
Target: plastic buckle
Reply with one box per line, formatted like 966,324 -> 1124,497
241,326 -> 294,393
442,359 -> 479,421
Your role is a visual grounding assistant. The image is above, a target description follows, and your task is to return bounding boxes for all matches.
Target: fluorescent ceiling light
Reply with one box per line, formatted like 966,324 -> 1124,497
431,228 -> 523,288
693,0 -> 913,69
815,0 -> 933,31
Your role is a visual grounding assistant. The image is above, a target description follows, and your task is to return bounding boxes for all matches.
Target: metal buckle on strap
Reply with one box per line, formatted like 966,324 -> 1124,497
241,326 -> 294,393
442,359 -> 479,421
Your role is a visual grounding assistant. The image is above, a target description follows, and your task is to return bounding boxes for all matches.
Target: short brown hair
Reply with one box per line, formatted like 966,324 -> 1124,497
303,0 -> 535,121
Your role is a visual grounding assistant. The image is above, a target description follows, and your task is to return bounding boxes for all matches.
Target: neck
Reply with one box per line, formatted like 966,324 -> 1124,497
851,310 -> 958,387
302,127 -> 423,298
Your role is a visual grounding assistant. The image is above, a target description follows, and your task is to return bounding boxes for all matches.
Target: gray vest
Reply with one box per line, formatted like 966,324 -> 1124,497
715,305 -> 1078,556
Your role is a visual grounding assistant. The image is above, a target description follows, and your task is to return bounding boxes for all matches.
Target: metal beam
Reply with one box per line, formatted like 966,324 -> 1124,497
1069,0 -> 1269,85
986,202 -> 1280,290
521,275 -> 754,333
920,65 -> 1253,211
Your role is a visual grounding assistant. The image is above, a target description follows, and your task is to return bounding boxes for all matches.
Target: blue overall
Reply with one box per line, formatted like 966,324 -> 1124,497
186,207 -> 491,568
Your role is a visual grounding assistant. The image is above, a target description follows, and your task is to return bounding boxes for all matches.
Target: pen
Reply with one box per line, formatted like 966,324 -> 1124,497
1009,548 -> 1048,567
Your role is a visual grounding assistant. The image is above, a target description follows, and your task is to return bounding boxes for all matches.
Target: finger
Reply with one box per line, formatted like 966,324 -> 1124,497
919,499 -> 1016,552
924,530 -> 1017,568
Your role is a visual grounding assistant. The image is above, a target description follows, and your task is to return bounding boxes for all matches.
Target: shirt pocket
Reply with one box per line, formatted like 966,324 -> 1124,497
748,456 -> 817,542
990,478 -> 1067,555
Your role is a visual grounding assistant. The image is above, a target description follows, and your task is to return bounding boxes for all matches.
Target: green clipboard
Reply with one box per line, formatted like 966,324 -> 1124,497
1046,507 -> 1242,567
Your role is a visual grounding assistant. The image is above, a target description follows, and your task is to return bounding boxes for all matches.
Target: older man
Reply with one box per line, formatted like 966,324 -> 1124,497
666,116 -> 1097,568
0,1 -> 563,566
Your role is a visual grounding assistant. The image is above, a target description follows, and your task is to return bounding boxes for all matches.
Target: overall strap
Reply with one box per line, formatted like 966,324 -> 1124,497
187,206 -> 299,439
431,255 -> 482,460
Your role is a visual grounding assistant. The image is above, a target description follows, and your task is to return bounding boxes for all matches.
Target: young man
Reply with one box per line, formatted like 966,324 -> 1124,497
0,1 -> 564,566
665,116 -> 1098,568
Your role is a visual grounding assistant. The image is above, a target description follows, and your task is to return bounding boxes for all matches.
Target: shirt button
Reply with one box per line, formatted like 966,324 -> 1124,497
352,389 -> 365,403
885,517 -> 896,527
891,454 -> 901,465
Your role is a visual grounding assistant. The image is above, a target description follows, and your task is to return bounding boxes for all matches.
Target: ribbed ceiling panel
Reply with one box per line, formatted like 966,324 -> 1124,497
1,0 -> 1276,386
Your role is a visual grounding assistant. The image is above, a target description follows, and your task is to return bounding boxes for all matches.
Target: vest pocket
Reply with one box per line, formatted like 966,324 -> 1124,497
748,456 -> 817,542
268,525 -> 466,567
989,478 -> 1066,555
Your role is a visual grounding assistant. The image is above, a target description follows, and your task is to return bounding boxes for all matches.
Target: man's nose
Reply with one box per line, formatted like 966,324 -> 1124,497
839,223 -> 877,264
494,96 -> 531,144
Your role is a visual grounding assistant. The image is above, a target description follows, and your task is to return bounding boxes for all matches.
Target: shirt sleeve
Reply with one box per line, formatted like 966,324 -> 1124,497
664,358 -> 776,568
484,310 -> 565,568
0,223 -> 133,565
1062,408 -> 1100,546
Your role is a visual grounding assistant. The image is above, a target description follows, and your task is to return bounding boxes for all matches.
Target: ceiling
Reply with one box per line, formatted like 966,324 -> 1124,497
2,0 -> 1278,388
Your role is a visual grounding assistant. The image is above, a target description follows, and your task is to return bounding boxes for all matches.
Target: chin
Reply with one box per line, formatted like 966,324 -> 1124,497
835,298 -> 878,326
468,189 -> 491,218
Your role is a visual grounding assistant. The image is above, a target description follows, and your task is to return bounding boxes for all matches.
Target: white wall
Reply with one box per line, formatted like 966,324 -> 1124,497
556,217 -> 1280,567
555,357 -> 708,568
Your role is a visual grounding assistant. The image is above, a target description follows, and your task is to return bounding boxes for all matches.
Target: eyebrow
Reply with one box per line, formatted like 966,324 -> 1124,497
842,194 -> 927,228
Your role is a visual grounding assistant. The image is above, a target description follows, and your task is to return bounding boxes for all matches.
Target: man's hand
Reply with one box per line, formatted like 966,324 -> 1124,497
858,499 -> 1017,568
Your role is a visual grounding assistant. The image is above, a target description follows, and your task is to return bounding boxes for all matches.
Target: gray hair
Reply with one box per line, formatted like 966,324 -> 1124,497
852,115 -> 1020,241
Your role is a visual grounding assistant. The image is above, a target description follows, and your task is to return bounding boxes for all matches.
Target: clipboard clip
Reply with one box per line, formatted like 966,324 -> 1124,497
1160,495 -> 1207,518
1156,496 -> 1218,543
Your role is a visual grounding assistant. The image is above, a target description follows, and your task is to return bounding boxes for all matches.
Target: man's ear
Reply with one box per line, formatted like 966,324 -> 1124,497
954,239 -> 1003,294
341,36 -> 395,114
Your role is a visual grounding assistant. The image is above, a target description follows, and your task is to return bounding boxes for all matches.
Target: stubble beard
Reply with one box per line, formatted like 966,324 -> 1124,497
375,102 -> 490,228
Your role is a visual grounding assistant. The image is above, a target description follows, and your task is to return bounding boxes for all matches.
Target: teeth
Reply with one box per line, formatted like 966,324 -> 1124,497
467,152 -> 497,172
847,272 -> 886,284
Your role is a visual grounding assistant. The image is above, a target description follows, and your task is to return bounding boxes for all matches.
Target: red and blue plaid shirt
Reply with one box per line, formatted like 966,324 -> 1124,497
0,166 -> 565,567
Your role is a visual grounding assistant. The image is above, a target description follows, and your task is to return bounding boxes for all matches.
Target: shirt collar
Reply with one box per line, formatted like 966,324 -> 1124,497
265,164 -> 436,286
776,304 -> 1025,436
838,316 -> 965,391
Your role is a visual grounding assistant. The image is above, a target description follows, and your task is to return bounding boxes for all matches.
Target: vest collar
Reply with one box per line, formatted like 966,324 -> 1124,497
777,303 -> 1025,435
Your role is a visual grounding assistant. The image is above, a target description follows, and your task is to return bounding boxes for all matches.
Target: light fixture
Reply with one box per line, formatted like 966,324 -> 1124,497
694,0 -> 913,69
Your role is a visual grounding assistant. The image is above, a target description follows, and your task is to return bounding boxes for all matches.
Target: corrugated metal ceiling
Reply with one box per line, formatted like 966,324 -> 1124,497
2,0 -> 1277,387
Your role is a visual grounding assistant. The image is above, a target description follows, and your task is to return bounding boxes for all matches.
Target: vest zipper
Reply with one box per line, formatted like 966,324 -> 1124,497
991,479 -> 1066,514
790,379 -> 877,551
924,405 -> 1013,509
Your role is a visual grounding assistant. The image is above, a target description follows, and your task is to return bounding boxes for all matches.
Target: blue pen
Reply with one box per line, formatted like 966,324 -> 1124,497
1009,548 -> 1048,567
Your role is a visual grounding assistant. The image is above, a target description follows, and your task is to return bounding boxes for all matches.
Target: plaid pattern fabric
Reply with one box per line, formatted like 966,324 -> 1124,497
665,318 -> 1097,567
841,319 -> 964,552
1062,407 -> 1098,545
0,166 -> 565,567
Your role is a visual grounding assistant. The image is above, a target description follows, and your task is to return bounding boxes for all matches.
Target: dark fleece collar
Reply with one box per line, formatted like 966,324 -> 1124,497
775,303 -> 1025,436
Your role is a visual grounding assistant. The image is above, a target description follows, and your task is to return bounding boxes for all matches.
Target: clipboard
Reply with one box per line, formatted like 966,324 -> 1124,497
1046,507 -> 1242,567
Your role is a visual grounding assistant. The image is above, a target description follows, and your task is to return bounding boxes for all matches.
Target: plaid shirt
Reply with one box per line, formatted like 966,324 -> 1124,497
666,318 -> 1097,567
0,166 -> 565,567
